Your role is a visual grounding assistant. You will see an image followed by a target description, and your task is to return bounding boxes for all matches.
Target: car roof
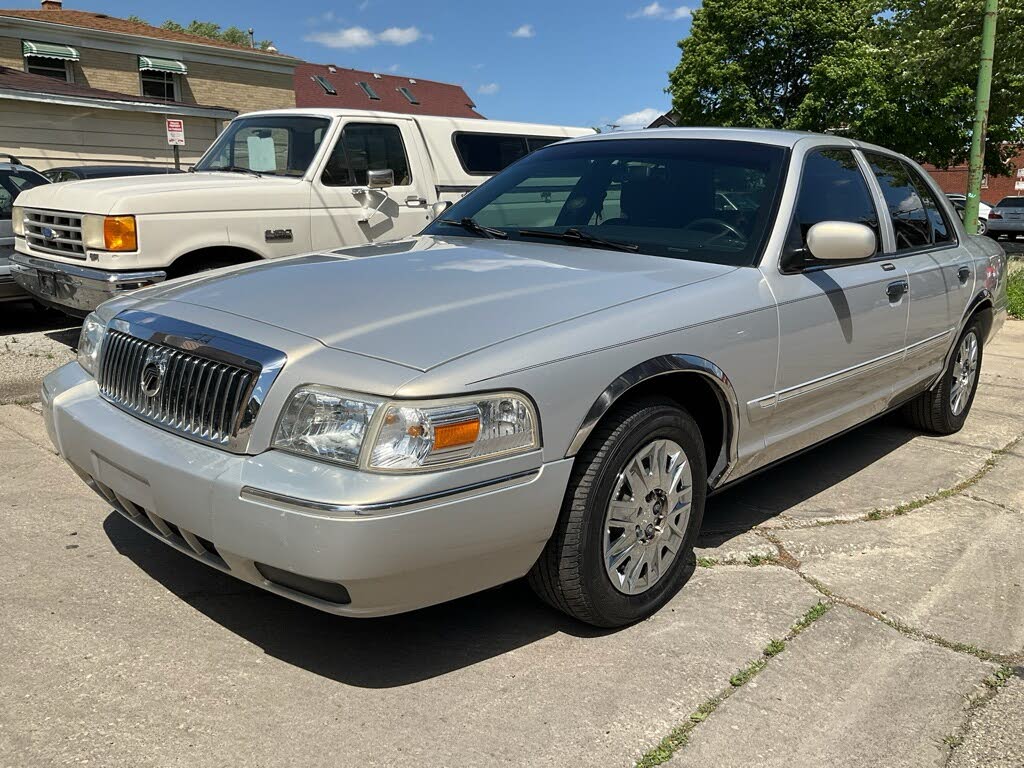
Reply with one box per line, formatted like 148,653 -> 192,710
561,126 -> 851,148
0,163 -> 40,173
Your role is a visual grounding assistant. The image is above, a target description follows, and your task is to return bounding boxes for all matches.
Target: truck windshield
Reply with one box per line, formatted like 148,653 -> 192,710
424,138 -> 789,267
195,116 -> 331,177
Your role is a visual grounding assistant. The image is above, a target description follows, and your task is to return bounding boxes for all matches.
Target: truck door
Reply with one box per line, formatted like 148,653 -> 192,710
309,118 -> 435,251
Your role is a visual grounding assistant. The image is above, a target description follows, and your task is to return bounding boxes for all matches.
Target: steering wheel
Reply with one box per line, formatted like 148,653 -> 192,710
682,218 -> 746,244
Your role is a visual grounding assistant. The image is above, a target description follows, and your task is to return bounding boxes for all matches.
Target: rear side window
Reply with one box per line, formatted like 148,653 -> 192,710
866,154 -> 953,251
321,123 -> 411,187
0,169 -> 48,219
787,149 -> 879,267
997,197 -> 1024,208
453,133 -> 564,175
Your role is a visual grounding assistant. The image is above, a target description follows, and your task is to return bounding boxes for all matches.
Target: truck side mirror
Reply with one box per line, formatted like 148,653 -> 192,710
367,169 -> 394,189
430,200 -> 453,220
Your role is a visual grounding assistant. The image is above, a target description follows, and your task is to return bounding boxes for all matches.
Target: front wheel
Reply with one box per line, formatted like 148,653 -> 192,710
903,318 -> 983,434
529,397 -> 706,627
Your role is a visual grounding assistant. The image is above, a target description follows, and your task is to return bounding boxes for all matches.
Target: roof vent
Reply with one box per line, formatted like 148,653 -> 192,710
372,73 -> 382,79
409,79 -> 417,84
41,0 -> 62,9
328,65 -> 337,73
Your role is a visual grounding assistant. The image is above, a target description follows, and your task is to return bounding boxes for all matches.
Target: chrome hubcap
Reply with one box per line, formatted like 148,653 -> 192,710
950,331 -> 979,417
603,439 -> 693,596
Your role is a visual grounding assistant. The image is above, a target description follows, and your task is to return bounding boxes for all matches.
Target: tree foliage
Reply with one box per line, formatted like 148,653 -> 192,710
668,0 -> 1024,175
126,15 -> 273,50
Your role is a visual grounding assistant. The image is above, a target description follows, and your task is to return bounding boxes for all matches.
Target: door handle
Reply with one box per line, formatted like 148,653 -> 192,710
886,280 -> 909,302
405,196 -> 427,207
958,265 -> 971,284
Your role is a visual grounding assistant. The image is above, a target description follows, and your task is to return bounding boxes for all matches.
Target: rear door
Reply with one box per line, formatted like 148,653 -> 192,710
862,154 -> 971,398
310,119 -> 435,250
757,147 -> 910,467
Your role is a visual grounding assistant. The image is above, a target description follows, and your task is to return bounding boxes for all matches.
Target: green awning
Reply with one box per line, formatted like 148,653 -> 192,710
138,56 -> 188,75
22,40 -> 80,61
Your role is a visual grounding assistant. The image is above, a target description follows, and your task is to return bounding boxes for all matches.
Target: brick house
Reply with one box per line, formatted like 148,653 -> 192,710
295,62 -> 483,118
0,0 -> 300,169
922,151 -> 1024,204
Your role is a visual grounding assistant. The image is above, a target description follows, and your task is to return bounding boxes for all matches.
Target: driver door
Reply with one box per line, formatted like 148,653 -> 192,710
310,119 -> 435,250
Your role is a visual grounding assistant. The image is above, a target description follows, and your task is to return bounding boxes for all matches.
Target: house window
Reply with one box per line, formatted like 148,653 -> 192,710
25,57 -> 72,82
312,75 -> 337,95
356,81 -> 381,100
397,86 -> 419,105
140,70 -> 179,101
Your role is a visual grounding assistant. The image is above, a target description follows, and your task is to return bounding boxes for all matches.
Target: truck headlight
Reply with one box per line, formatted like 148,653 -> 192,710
273,388 -> 539,471
77,312 -> 107,377
11,205 -> 25,236
82,214 -> 137,252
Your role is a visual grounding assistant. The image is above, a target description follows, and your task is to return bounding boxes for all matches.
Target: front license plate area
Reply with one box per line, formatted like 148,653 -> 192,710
37,271 -> 56,297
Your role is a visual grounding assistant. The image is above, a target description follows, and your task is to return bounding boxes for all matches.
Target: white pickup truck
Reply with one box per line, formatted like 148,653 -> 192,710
10,108 -> 591,315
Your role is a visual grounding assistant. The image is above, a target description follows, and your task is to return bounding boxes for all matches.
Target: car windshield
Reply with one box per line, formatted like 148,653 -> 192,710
996,197 -> 1024,208
0,168 -> 48,220
424,138 -> 789,266
194,116 -> 331,177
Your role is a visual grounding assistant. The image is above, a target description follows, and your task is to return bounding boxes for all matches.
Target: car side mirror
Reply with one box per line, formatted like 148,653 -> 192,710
430,200 -> 453,220
367,169 -> 394,189
805,221 -> 876,262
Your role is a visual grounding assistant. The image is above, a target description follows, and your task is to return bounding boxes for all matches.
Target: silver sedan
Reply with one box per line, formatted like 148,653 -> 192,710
42,129 -> 1008,627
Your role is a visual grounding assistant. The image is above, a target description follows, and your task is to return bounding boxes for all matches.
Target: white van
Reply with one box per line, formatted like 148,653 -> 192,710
10,108 -> 593,315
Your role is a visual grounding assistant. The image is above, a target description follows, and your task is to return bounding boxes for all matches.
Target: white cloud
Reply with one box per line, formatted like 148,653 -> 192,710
477,82 -> 500,96
377,26 -> 422,45
614,107 -> 663,129
510,23 -> 535,38
628,3 -> 691,20
388,63 -> 400,72
305,25 -> 425,48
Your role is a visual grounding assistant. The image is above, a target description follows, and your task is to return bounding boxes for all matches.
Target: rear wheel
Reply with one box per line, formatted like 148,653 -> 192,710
903,318 -> 983,434
529,397 -> 706,627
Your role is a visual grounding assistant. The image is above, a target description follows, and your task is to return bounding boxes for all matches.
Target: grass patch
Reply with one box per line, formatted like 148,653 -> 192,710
696,556 -> 718,568
1009,265 -> 1024,319
793,601 -> 831,634
729,658 -> 767,687
942,734 -> 964,748
745,552 -> 777,567
763,638 -> 786,657
984,665 -> 1015,689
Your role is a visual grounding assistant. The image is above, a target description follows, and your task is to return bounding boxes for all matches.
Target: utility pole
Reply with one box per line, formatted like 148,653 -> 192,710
964,0 -> 999,235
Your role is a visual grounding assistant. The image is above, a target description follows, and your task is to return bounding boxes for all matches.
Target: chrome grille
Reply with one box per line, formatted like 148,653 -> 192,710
24,209 -> 86,259
99,330 -> 257,447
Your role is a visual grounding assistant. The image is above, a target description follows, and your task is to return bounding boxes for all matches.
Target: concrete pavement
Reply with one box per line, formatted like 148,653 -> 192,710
1,323 -> 1022,767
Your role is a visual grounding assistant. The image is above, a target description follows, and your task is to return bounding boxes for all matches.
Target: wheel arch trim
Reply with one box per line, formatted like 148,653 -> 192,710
564,354 -> 740,488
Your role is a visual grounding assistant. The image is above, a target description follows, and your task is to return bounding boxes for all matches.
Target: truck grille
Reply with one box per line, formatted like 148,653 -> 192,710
24,209 -> 86,259
99,330 -> 257,447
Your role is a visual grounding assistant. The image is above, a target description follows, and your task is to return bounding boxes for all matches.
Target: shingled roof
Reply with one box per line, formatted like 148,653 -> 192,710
0,7 -> 291,57
295,63 -> 484,119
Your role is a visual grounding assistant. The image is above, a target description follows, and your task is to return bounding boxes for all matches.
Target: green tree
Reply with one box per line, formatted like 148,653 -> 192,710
668,0 -> 1024,175
668,0 -> 881,129
126,15 -> 273,50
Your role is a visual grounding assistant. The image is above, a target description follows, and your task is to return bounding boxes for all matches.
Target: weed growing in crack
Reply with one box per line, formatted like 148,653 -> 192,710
793,602 -> 831,634
729,658 -> 767,687
763,638 -> 786,657
942,734 -> 964,748
745,553 -> 777,567
984,665 -> 1015,689
696,557 -> 718,568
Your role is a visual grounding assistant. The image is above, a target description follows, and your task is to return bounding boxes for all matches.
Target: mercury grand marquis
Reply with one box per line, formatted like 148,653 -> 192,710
42,129 -> 1008,627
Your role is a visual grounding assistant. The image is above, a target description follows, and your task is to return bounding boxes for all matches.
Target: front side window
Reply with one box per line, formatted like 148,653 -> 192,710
785,149 -> 879,269
195,116 -> 330,177
424,138 -> 789,267
866,154 -> 952,251
321,123 -> 411,187
25,57 -> 71,82
140,71 -> 178,101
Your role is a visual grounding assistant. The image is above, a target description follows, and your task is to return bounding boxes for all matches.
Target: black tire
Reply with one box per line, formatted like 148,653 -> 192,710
528,396 -> 707,627
903,317 -> 984,435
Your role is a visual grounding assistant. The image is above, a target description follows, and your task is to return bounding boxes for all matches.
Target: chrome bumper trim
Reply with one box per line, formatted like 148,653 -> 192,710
240,468 -> 541,518
10,252 -> 165,313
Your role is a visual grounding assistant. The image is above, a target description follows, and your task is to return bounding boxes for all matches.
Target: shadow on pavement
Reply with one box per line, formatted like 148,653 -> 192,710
0,300 -> 79,339
102,412 -> 917,687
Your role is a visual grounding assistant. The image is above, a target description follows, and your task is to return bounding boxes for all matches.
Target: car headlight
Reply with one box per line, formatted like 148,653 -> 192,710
11,205 -> 25,236
273,387 -> 540,471
77,312 -> 107,377
82,214 -> 137,252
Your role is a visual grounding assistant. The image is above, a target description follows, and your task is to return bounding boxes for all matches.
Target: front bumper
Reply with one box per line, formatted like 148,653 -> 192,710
10,252 -> 165,316
42,363 -> 571,617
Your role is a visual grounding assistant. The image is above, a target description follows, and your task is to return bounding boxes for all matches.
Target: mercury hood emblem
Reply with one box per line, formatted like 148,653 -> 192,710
140,348 -> 170,398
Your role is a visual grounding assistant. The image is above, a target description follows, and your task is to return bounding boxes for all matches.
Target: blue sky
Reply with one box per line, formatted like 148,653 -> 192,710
8,0 -> 696,128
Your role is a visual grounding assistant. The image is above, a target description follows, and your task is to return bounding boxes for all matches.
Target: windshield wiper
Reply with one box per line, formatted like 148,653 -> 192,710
205,165 -> 262,178
516,227 -> 639,253
440,217 -> 509,239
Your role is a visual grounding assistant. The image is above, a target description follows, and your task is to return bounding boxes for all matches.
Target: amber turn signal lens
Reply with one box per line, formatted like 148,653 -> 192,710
433,419 -> 480,450
103,216 -> 137,251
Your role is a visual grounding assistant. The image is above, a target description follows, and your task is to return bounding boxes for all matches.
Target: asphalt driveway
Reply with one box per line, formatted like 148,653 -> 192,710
0,322 -> 1021,768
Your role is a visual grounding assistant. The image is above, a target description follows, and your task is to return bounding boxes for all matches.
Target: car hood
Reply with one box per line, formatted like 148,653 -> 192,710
12,172 -> 304,216
138,236 -> 736,371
